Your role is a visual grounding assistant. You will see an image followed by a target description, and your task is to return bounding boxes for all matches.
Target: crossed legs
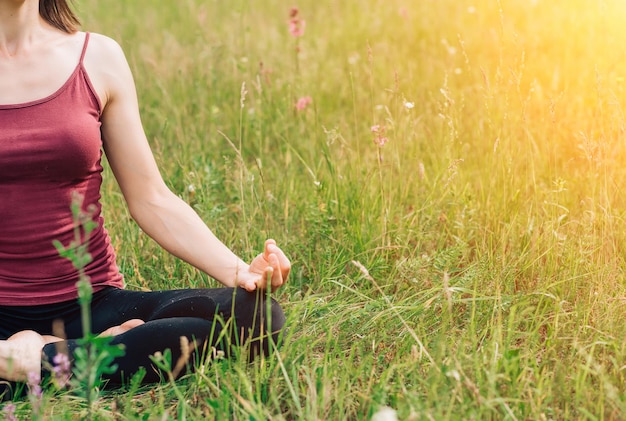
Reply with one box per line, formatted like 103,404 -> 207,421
0,287 -> 285,386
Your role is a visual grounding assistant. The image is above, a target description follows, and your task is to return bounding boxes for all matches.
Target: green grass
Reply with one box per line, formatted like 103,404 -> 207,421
8,0 -> 626,418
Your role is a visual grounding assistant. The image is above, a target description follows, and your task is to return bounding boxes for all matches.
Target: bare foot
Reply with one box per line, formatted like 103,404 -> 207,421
0,330 -> 46,382
99,319 -> 145,337
0,320 -> 145,382
41,319 -> 146,340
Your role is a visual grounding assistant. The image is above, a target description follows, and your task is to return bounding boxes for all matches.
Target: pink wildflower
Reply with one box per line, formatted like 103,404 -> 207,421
375,136 -> 389,147
371,124 -> 389,146
27,371 -> 42,398
52,352 -> 71,388
295,96 -> 313,111
289,6 -> 305,37
27,371 -> 43,413
2,404 -> 17,421
289,18 -> 306,37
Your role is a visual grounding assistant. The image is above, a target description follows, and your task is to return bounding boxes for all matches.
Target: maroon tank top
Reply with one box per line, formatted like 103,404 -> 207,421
0,33 -> 124,305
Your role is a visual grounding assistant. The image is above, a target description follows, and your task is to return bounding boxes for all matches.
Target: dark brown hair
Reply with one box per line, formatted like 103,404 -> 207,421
39,0 -> 81,33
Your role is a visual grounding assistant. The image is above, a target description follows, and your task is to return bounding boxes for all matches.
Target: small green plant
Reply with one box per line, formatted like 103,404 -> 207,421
53,192 -> 125,420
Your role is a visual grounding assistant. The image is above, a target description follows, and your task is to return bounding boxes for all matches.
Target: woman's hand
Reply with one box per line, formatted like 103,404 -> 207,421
0,330 -> 47,382
238,239 -> 291,292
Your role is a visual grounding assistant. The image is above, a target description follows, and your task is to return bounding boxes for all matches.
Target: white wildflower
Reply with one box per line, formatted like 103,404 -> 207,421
371,406 -> 398,421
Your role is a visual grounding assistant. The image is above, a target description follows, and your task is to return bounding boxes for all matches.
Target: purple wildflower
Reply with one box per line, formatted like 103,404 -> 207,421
52,353 -> 71,388
2,403 -> 17,421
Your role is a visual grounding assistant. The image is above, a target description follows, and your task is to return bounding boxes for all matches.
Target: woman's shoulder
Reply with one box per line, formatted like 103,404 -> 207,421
81,32 -> 134,109
83,32 -> 127,63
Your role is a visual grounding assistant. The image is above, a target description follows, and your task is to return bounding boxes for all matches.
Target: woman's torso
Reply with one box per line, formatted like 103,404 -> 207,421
0,31 -> 124,305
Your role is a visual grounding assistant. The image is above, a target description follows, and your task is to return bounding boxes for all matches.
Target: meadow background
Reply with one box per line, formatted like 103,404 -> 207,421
10,0 -> 626,419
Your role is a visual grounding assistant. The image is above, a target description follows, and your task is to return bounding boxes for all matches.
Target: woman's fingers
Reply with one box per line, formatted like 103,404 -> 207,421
265,239 -> 291,280
268,253 -> 284,291
241,239 -> 291,292
99,319 -> 145,337
263,239 -> 277,258
242,278 -> 258,292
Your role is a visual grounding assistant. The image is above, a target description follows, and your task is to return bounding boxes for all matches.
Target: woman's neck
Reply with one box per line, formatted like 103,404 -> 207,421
0,0 -> 45,57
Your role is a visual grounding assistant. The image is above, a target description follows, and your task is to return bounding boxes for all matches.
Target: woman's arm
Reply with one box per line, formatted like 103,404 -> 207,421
83,34 -> 290,291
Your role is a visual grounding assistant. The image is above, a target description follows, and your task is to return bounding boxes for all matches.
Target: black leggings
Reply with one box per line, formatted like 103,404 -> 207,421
0,287 -> 284,393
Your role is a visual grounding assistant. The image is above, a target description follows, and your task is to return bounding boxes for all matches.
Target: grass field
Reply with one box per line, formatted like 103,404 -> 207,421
8,0 -> 626,419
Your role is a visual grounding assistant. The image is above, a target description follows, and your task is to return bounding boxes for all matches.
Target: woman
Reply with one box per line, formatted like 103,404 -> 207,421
0,0 -> 290,395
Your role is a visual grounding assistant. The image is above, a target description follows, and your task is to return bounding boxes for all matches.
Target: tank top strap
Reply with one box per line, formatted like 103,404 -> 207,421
79,32 -> 90,64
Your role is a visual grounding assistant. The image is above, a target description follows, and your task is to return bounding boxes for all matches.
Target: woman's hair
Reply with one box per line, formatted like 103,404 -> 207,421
39,0 -> 81,33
